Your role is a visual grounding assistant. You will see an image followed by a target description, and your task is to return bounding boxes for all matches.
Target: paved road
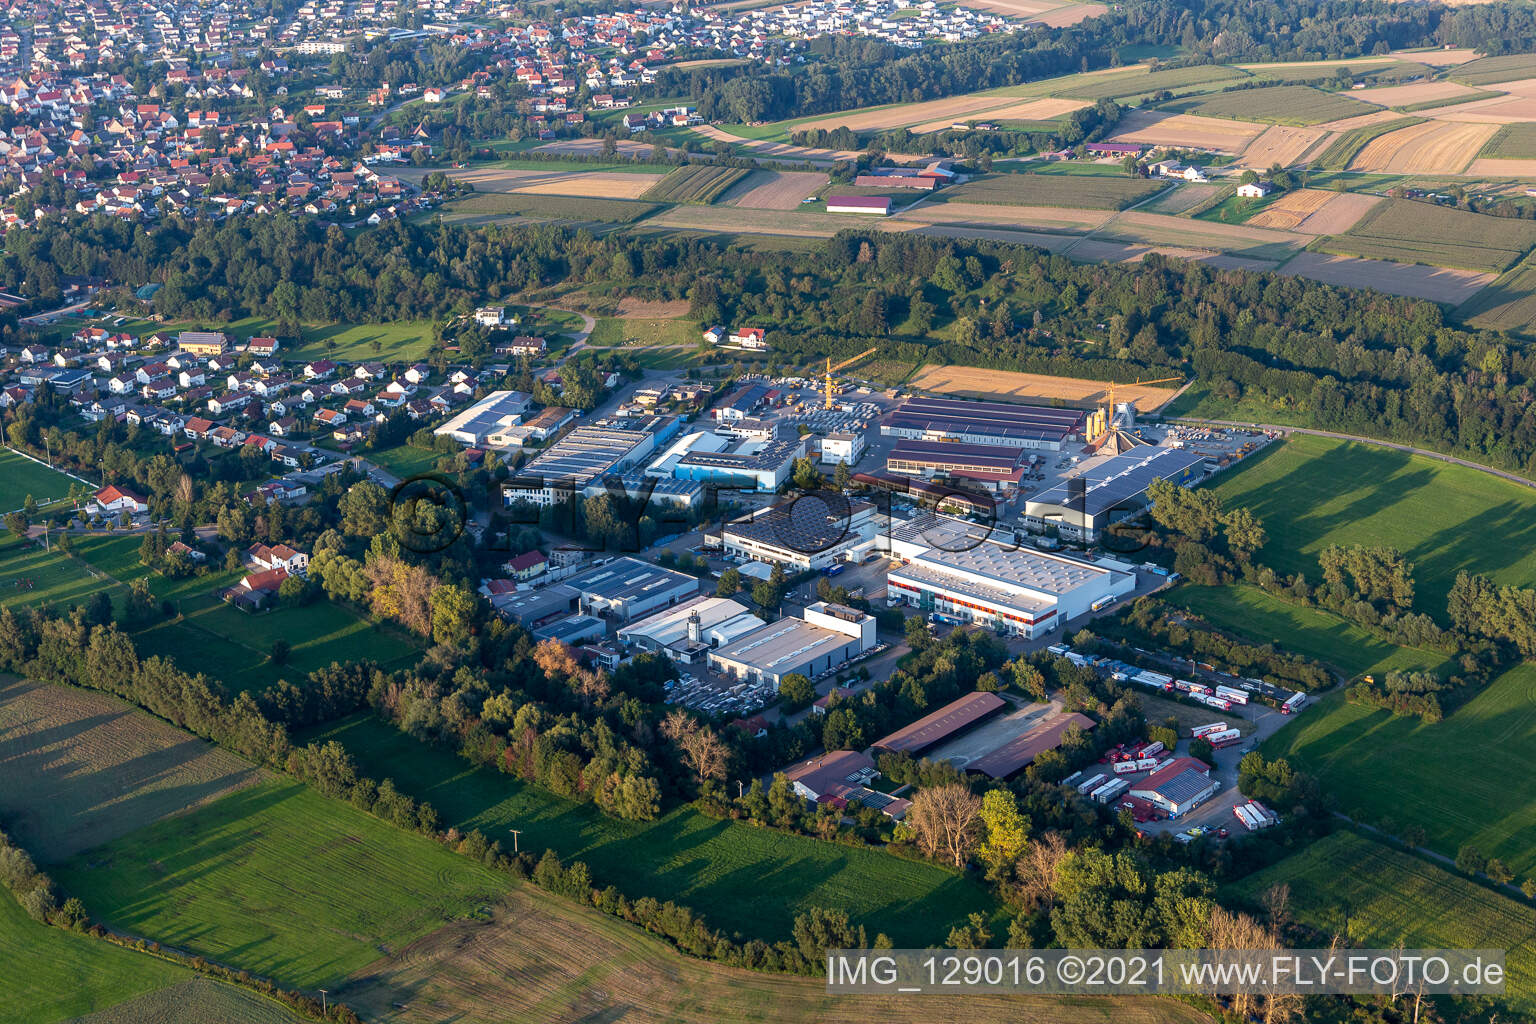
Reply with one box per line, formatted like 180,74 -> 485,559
1173,418 -> 1536,493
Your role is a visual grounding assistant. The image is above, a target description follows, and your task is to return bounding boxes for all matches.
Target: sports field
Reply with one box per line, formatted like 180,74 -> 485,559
55,780 -> 509,989
0,677 -> 262,862
1208,434 -> 1536,614
0,885 -> 189,1024
1165,585 -> 1452,679
936,172 -> 1165,210
0,449 -> 83,512
1262,663 -> 1536,874
305,714 -> 997,947
1228,831 -> 1536,1010
0,534 -> 120,611
64,978 -> 309,1024
1321,198 -> 1536,274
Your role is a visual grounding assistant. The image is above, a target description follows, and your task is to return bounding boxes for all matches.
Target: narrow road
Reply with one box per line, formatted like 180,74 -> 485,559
1171,418 -> 1536,493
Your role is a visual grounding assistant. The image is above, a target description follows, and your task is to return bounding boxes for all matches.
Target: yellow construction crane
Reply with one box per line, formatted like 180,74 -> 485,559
1095,376 -> 1183,443
824,347 -> 878,409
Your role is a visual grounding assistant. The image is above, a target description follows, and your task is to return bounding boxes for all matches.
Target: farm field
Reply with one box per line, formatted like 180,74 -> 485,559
1243,189 -> 1336,230
1228,832 -> 1536,1010
791,94 -> 1029,135
0,884 -> 189,1024
1479,121 -> 1536,158
1278,251 -> 1494,304
930,96 -> 1086,130
55,780 -> 509,990
1092,211 -> 1308,263
1141,183 -> 1221,214
586,316 -> 700,347
721,169 -> 829,209
642,164 -> 750,203
436,192 -> 660,225
514,172 -> 665,199
1451,53 -> 1536,86
935,172 -> 1165,210
132,596 -> 423,696
909,365 -> 1185,409
335,885 -> 1207,1024
1232,125 -> 1327,168
1165,585 -> 1452,679
645,204 -> 855,238
304,714 -> 997,947
1207,433 -> 1536,614
1458,257 -> 1536,333
64,978 -> 310,1024
0,677 -> 262,862
1181,84 -> 1377,125
1260,663 -> 1536,877
1313,115 -> 1421,169
0,449 -> 85,511
1108,110 -> 1266,152
1352,80 -> 1487,108
1058,64 -> 1246,101
1346,119 -> 1497,173
897,202 -> 1113,233
1320,198 -> 1536,273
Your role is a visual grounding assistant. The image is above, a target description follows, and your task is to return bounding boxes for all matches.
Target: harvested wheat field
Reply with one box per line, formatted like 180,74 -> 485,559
1348,120 -> 1497,172
797,95 -> 1027,134
912,96 -> 1087,132
1236,125 -> 1329,168
1246,190 -> 1381,234
691,125 -> 863,163
1109,110 -> 1266,153
911,365 -> 1187,409
1394,47 -> 1481,65
1246,189 -> 1337,229
336,892 -> 1208,1024
1101,211 -> 1308,261
1293,191 -> 1383,234
898,202 -> 1114,231
425,167 -> 556,192
1315,109 -> 1411,132
514,173 -> 665,199
1468,157 -> 1536,176
1430,93 -> 1536,123
0,676 -> 262,862
722,170 -> 830,209
1280,251 -> 1495,304
1351,81 -> 1485,107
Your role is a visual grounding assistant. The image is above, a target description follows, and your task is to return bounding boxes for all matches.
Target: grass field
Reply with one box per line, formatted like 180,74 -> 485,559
1228,831 -> 1536,1010
1261,663 -> 1536,874
1179,85 -> 1376,125
436,192 -> 660,225
1165,585 -> 1452,679
69,535 -> 241,606
1313,116 -> 1422,170
305,715 -> 997,946
285,321 -> 437,364
0,449 -> 85,512
63,978 -> 310,1024
1207,434 -> 1536,615
55,780 -> 508,990
642,164 -> 750,203
1481,123 -> 1536,159
0,534 -> 121,612
0,886 -> 189,1024
1321,198 -> 1536,274
1450,53 -> 1536,86
586,316 -> 700,347
0,677 -> 262,862
132,598 -> 423,696
936,172 -> 1165,210
362,442 -> 446,478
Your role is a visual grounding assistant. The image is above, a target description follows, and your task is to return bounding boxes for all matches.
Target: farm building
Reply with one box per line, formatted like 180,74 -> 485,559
708,602 -> 876,690
881,396 -> 1090,450
885,513 -> 1136,638
1130,757 -> 1219,816
617,595 -> 766,664
1023,446 -> 1207,542
1237,180 -> 1274,198
720,495 -> 878,571
565,556 -> 699,623
1085,143 -> 1144,157
886,439 -> 1030,492
826,195 -> 891,215
873,691 -> 1008,757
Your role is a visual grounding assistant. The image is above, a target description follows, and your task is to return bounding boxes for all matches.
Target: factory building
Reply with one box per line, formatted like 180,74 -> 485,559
1023,446 -> 1207,541
872,691 -> 1007,756
675,438 -> 806,492
882,396 -> 1094,451
886,440 -> 1030,492
885,514 -> 1135,638
503,426 -> 656,507
433,390 -> 535,447
708,602 -> 876,689
1130,758 -> 1219,817
617,596 -> 766,664
820,432 -> 866,466
565,556 -> 700,622
720,495 -> 878,571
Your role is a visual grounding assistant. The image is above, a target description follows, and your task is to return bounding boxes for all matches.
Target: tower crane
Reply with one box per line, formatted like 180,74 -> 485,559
1096,376 -> 1183,444
824,347 -> 878,409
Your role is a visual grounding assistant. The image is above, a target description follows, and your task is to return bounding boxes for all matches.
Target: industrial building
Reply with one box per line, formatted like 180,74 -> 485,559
967,712 -> 1096,779
565,557 -> 700,622
434,390 -> 535,447
486,582 -> 579,627
873,691 -> 1007,756
504,426 -> 657,506
602,472 -> 703,510
882,396 -> 1093,450
712,382 -> 774,422
1023,446 -> 1208,542
886,440 -> 1030,492
645,431 -> 733,477
820,432 -> 866,466
1130,758 -> 1219,817
707,602 -> 876,689
532,614 -> 607,646
617,596 -> 766,664
675,438 -> 805,492
782,750 -> 912,819
720,495 -> 878,571
885,514 -> 1136,638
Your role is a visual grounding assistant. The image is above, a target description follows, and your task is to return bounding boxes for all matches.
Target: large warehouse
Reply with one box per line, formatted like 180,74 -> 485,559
886,440 -> 1030,492
885,514 -> 1135,638
1130,758 -> 1219,817
708,602 -> 876,689
873,691 -> 1007,756
565,557 -> 699,622
504,425 -> 657,507
617,596 -> 766,663
882,396 -> 1093,451
1023,446 -> 1208,542
720,495 -> 878,570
